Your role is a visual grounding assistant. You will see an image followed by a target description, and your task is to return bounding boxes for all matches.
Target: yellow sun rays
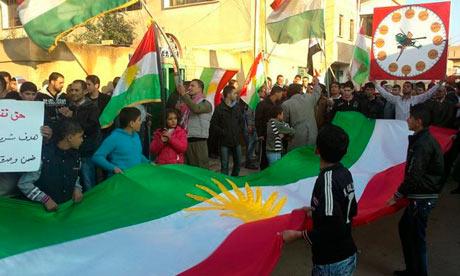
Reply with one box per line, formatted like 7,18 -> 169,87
185,178 -> 287,223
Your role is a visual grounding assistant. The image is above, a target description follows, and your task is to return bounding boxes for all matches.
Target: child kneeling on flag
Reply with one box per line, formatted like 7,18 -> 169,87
92,107 -> 150,175
150,109 -> 187,165
18,119 -> 84,212
282,125 -> 358,275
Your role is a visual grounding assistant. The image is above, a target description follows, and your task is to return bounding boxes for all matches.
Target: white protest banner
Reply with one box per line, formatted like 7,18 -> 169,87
0,100 -> 44,172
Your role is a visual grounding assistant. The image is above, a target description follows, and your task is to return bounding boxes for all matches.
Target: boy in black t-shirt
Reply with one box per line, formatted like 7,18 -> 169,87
282,125 -> 358,275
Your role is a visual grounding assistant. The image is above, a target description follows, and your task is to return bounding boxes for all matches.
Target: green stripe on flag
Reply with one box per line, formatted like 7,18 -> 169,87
99,74 -> 161,127
23,0 -> 137,50
267,9 -> 324,44
0,112 -> 374,259
352,47 -> 370,85
199,68 -> 216,96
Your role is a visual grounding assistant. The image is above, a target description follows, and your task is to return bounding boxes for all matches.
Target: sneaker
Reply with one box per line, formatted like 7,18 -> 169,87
451,187 -> 460,194
393,270 -> 410,276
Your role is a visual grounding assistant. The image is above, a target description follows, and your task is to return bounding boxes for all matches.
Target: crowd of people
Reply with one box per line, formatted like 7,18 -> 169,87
1,69 -> 460,275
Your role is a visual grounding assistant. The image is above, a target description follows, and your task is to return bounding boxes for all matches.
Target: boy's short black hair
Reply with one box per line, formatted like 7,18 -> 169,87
364,82 -> 375,90
393,84 -> 401,89
119,107 -> 141,128
294,74 -> 302,79
72,79 -> 87,91
343,81 -> 355,90
270,85 -> 284,95
330,81 -> 340,89
20,82 -> 38,93
403,81 -> 413,89
55,119 -> 83,142
415,81 -> 426,90
86,75 -> 100,85
166,108 -> 181,123
191,79 -> 204,91
288,83 -> 302,97
317,125 -> 349,163
0,77 -> 6,92
410,104 -> 431,128
49,72 -> 64,82
270,105 -> 284,119
0,71 -> 11,81
222,85 -> 235,99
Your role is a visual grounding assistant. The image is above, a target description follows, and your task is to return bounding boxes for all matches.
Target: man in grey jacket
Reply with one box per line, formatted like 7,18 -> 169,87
177,79 -> 212,169
282,77 -> 321,151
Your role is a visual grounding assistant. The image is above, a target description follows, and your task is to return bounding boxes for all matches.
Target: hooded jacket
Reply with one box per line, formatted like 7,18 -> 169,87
150,126 -> 188,165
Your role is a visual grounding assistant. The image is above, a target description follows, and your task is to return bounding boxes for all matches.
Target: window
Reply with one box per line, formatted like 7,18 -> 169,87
164,0 -> 216,8
360,15 -> 373,37
338,15 -> 344,37
349,19 -> 355,41
1,0 -> 22,29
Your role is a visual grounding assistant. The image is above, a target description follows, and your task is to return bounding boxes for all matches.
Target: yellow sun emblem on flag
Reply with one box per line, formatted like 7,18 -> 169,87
125,64 -> 140,87
185,178 -> 287,223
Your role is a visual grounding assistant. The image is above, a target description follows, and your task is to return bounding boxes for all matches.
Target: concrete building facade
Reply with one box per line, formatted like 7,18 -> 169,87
0,0 -> 405,87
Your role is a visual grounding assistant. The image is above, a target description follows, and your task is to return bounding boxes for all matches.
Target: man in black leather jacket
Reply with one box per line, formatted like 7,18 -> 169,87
390,104 -> 444,276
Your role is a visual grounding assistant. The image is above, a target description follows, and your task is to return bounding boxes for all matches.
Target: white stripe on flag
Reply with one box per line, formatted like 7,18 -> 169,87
0,120 -> 411,276
18,0 -> 66,25
112,52 -> 159,97
267,0 -> 322,23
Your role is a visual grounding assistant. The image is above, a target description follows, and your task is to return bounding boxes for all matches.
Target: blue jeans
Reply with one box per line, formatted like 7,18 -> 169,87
244,129 -> 257,162
312,253 -> 357,276
80,157 -> 96,192
220,145 -> 241,176
266,151 -> 282,165
399,199 -> 436,276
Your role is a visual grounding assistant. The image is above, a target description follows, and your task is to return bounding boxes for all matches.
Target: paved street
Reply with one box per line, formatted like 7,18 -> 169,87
273,181 -> 460,276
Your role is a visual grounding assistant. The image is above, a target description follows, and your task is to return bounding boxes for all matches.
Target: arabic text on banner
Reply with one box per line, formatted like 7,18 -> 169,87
0,100 -> 44,172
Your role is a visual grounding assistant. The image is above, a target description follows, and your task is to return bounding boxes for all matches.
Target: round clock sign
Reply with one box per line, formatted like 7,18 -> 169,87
371,3 -> 450,80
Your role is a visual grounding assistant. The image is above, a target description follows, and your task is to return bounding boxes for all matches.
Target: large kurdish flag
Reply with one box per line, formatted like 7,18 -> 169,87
99,25 -> 161,128
199,68 -> 238,108
0,112 -> 454,275
17,0 -> 138,51
267,0 -> 325,44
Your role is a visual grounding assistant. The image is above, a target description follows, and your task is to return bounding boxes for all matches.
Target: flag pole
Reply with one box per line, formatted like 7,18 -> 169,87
141,0 -> 182,85
151,23 -> 167,128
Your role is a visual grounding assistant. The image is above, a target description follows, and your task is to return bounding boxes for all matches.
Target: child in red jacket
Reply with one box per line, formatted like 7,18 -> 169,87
150,109 -> 187,165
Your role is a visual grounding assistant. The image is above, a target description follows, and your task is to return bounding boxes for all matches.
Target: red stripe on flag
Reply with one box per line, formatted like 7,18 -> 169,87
128,25 -> 157,67
213,70 -> 238,106
270,0 -> 285,11
180,126 -> 455,276
354,126 -> 456,225
240,52 -> 263,97
16,0 -> 25,5
180,210 -> 307,276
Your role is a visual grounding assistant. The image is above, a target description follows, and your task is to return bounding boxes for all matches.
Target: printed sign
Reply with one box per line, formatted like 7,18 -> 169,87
0,100 -> 44,172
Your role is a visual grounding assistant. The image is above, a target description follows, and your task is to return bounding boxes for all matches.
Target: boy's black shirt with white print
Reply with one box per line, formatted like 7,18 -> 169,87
308,163 -> 358,265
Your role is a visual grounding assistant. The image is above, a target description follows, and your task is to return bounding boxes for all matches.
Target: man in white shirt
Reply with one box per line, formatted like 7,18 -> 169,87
375,81 -> 442,121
